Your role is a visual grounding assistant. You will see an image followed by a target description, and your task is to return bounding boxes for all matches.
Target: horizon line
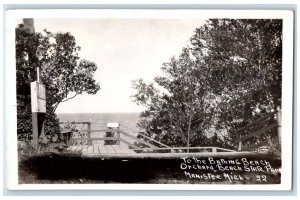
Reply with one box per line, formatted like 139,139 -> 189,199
56,112 -> 142,114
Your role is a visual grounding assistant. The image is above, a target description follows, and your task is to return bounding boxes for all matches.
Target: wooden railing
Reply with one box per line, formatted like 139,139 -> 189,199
59,107 -> 281,154
59,122 -> 236,154
59,122 -> 163,149
236,109 -> 281,152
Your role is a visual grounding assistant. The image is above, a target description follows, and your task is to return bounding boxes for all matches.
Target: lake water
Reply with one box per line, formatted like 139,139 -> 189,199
57,112 -> 141,131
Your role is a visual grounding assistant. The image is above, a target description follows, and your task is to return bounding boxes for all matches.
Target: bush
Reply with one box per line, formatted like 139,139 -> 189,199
17,105 -> 32,141
44,111 -> 60,139
17,104 -> 60,143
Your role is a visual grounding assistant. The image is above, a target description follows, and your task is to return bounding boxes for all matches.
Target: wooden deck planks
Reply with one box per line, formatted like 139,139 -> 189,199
67,144 -> 257,158
94,145 -> 101,154
120,148 -> 135,154
69,144 -> 137,155
111,145 -> 121,154
98,145 -> 108,154
69,143 -> 135,156
81,145 -> 88,154
105,145 -> 116,154
87,146 -> 94,154
118,143 -> 136,154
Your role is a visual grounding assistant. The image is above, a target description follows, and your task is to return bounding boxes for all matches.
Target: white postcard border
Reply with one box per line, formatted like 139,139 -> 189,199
5,9 -> 294,190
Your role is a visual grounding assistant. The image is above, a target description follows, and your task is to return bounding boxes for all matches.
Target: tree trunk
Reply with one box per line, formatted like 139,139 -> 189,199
187,110 -> 193,153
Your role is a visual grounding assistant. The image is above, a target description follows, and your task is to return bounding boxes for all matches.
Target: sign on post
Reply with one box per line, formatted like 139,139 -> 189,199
107,122 -> 119,128
30,81 -> 46,148
31,81 -> 46,113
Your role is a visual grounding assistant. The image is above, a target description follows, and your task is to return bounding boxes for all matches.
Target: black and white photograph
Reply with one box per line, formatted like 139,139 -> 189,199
5,9 -> 293,190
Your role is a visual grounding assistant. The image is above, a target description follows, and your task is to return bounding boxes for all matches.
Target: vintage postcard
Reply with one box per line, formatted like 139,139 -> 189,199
5,9 -> 294,190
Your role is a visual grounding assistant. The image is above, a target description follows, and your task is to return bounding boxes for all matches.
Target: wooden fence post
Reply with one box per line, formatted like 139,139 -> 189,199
117,124 -> 120,145
87,122 -> 91,145
212,147 -> 217,153
238,137 -> 242,151
277,107 -> 282,146
32,113 -> 45,148
30,79 -> 46,150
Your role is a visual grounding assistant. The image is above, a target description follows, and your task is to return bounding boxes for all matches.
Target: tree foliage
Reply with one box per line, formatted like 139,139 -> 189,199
16,24 -> 100,140
132,19 -> 282,150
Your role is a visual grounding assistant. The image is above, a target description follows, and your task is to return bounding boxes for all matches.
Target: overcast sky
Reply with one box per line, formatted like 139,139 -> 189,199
24,18 -> 205,113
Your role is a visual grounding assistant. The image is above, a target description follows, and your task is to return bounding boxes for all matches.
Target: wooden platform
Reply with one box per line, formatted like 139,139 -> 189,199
67,143 -> 136,156
65,144 -> 269,159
